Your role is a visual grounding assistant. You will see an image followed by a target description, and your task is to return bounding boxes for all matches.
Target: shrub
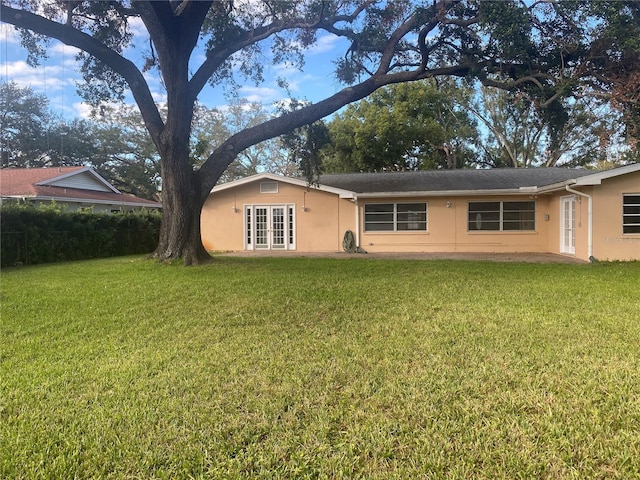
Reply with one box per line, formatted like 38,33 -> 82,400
0,202 -> 161,266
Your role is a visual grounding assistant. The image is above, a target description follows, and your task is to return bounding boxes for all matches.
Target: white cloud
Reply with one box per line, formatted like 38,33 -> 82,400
4,60 -> 72,91
150,89 -> 167,104
73,102 -> 93,119
273,62 -> 299,77
238,86 -> 279,103
50,42 -> 81,58
142,69 -> 164,88
128,17 -> 148,38
0,24 -> 21,44
307,34 -> 343,55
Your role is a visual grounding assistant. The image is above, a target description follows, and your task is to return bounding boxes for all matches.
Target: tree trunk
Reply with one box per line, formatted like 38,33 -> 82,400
149,153 -> 211,266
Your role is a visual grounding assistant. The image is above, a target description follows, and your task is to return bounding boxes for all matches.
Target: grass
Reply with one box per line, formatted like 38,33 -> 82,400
2,255 -> 640,479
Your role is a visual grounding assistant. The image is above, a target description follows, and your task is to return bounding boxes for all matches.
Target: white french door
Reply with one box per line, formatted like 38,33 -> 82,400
245,205 -> 295,250
560,196 -> 576,254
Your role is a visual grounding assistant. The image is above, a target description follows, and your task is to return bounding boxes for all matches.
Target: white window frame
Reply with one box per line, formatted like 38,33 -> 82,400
623,194 -> 640,235
363,202 -> 427,232
468,201 -> 536,232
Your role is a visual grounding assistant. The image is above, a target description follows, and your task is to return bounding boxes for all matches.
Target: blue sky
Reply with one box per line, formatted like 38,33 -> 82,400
1,19 -> 351,120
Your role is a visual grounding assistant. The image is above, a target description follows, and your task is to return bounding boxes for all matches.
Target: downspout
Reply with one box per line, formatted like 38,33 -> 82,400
565,185 -> 594,260
354,197 -> 361,249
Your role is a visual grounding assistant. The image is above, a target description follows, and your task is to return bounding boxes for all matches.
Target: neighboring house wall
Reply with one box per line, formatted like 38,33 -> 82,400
46,172 -> 114,192
0,167 -> 161,213
24,199 -> 143,214
201,180 -> 356,252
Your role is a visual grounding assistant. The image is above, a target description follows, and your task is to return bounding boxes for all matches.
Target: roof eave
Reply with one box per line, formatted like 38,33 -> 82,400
210,173 -> 356,199
5,194 -> 161,208
353,188 -> 540,198
573,163 -> 640,186
533,180 -> 578,193
34,166 -> 121,194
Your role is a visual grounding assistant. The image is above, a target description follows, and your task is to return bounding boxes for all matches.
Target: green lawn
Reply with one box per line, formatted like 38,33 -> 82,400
2,256 -> 640,479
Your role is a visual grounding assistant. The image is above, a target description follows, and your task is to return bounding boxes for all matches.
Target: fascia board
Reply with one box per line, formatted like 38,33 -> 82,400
533,180 -> 577,194
35,167 -> 121,194
210,172 -> 281,192
533,164 -> 640,192
85,168 -> 122,193
34,167 -> 89,186
28,195 -> 161,208
573,163 -> 640,186
210,173 -> 356,198
354,189 -> 536,198
533,164 -> 640,191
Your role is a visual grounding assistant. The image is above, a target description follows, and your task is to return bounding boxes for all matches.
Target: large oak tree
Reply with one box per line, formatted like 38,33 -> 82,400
2,0 -> 638,264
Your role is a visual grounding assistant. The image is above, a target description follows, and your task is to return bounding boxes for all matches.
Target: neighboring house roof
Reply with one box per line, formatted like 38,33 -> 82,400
0,166 -> 162,208
211,165 -> 640,198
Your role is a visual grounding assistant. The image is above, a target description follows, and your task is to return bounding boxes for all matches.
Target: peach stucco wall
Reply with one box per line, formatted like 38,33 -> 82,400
201,173 -> 640,260
201,180 -> 356,252
358,195 -> 552,253
591,172 -> 640,261
544,172 -> 640,261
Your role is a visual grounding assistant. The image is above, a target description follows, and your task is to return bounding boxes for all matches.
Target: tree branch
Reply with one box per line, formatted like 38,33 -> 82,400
197,62 -> 477,199
1,3 -> 164,142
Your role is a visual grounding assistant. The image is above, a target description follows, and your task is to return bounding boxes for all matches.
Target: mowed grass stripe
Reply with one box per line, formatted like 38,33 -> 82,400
2,256 -> 639,478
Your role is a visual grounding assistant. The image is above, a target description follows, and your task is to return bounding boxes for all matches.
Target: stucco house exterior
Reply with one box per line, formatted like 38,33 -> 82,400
0,166 -> 161,212
201,164 -> 640,262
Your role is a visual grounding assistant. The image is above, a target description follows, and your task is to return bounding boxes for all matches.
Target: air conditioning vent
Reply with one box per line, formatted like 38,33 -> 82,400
260,181 -> 278,194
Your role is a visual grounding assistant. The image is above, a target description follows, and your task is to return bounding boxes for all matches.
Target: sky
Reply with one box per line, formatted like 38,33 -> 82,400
1,18 -> 351,121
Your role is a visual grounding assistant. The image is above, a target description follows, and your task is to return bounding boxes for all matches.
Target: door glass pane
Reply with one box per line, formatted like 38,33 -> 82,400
562,199 -> 575,253
255,207 -> 268,248
271,207 -> 285,248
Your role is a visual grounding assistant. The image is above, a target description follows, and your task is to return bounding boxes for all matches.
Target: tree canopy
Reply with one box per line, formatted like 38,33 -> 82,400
471,87 -> 628,168
1,81 -> 59,167
321,80 -> 478,172
2,0 -> 639,264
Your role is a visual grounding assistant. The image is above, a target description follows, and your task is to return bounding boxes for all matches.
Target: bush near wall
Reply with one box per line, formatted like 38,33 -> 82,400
0,203 -> 161,267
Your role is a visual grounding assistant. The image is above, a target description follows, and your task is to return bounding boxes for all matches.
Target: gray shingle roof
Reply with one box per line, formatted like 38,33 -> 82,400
319,168 -> 596,193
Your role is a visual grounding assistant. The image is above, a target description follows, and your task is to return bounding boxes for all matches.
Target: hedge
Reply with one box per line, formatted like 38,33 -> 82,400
1,203 -> 161,267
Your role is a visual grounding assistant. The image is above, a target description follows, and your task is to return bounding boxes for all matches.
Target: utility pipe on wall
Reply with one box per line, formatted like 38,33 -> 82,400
354,198 -> 361,248
565,185 -> 593,260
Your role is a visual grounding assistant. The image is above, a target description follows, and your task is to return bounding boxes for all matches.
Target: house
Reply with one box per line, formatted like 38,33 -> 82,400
201,164 -> 640,262
0,166 -> 161,213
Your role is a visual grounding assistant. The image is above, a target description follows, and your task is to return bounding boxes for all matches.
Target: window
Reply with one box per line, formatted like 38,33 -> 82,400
623,194 -> 640,234
246,207 -> 252,245
288,206 -> 295,246
364,203 -> 427,232
468,201 -> 536,231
